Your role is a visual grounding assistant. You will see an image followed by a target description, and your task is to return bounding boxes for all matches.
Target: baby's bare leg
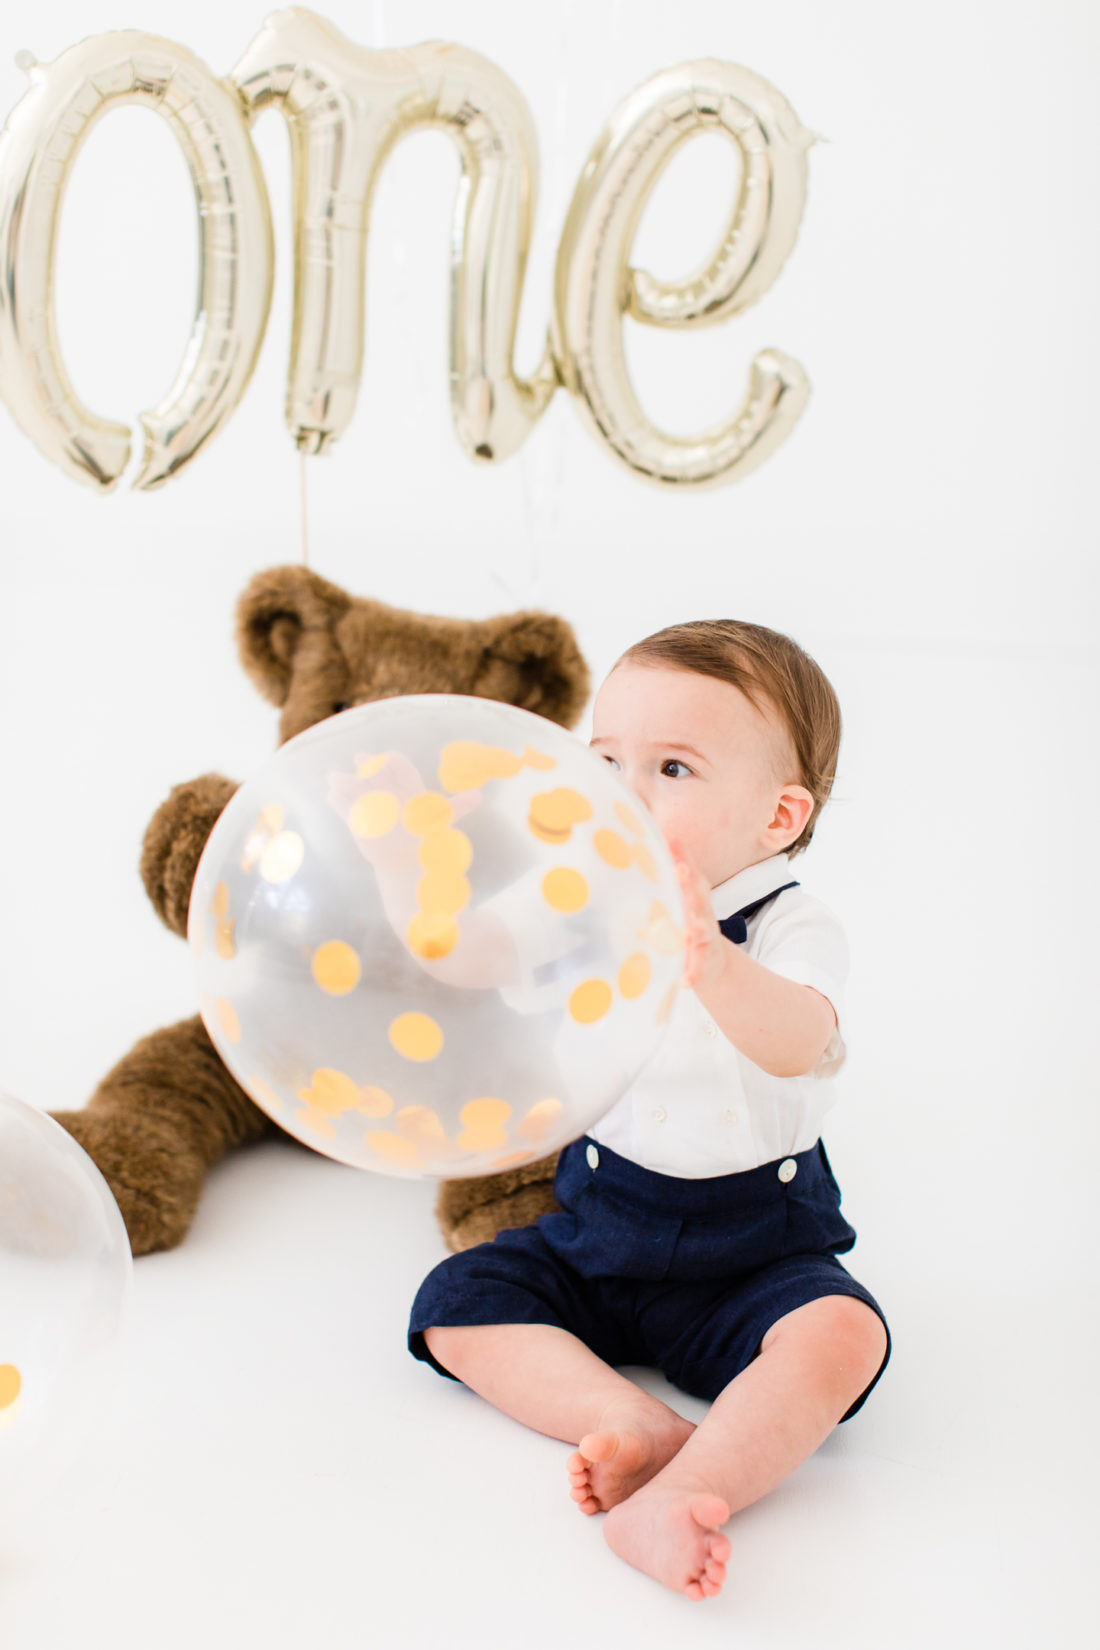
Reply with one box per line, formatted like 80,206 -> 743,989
423,1323 -> 694,1510
603,1296 -> 888,1601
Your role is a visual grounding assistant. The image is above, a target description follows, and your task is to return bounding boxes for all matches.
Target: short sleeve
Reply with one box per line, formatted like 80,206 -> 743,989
752,894 -> 850,1078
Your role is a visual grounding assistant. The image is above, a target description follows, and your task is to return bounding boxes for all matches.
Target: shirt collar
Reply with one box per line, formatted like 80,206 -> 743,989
710,853 -> 793,921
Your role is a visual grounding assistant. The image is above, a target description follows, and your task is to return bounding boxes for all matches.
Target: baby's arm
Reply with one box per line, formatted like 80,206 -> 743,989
328,753 -> 522,991
672,847 -> 837,1079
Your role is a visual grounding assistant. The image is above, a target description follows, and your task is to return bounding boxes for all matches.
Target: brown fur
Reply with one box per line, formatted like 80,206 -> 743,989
52,565 -> 590,1256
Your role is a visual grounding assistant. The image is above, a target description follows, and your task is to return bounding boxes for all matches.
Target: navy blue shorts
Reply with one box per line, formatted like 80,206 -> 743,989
409,1136 -> 891,1422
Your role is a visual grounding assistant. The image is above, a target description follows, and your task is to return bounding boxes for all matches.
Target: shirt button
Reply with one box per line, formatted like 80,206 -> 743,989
777,1158 -> 798,1183
703,1020 -> 718,1039
586,1144 -> 600,1171
722,1109 -> 738,1125
651,1107 -> 667,1123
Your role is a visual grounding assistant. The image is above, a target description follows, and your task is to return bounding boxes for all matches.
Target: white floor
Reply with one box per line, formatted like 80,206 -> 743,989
2,644 -> 1098,1650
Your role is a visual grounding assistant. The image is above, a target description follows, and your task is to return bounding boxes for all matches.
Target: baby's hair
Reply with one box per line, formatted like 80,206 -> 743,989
614,621 -> 841,858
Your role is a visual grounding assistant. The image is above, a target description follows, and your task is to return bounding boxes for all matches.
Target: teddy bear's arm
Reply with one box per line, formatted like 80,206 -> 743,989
140,774 -> 240,937
436,1152 -> 561,1252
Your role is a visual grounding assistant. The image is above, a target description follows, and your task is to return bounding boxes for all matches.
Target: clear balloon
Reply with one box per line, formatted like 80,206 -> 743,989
553,59 -> 814,487
0,1092 -> 132,1535
189,696 -> 686,1180
0,29 -> 273,491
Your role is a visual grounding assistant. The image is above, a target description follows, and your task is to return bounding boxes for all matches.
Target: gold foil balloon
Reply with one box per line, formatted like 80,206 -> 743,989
189,696 -> 686,1180
553,59 -> 814,487
0,9 -> 813,490
0,30 -> 273,491
232,7 -> 556,461
0,1091 -> 132,1536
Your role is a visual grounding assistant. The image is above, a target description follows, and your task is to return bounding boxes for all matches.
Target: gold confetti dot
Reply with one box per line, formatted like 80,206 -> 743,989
458,1097 -> 512,1151
528,788 -> 594,844
644,900 -> 685,956
407,910 -> 460,959
417,870 -> 471,914
541,867 -> 589,913
215,921 -> 236,960
389,1013 -> 443,1062
357,754 -> 390,778
211,882 -> 230,918
260,830 -> 305,884
569,979 -> 613,1024
0,1365 -> 21,1411
522,746 -> 557,771
418,827 -> 473,875
461,1097 -> 512,1130
516,1097 -> 564,1143
312,941 -> 362,995
247,1077 -> 283,1114
656,982 -> 679,1024
438,741 -> 524,792
394,1106 -> 449,1148
260,804 -> 285,832
618,953 -> 652,999
365,1131 -> 421,1167
357,1086 -> 394,1119
298,1068 -> 361,1117
615,800 -> 645,836
631,842 -> 659,882
594,828 -> 632,869
349,791 -> 400,839
402,792 -> 453,835
214,998 -> 241,1043
296,1107 -> 336,1139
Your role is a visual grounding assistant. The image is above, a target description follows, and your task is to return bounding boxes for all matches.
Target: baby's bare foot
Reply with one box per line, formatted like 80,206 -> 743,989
566,1401 -> 694,1515
603,1482 -> 731,1600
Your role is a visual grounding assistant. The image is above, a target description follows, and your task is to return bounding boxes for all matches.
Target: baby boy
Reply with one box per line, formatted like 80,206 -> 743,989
407,618 -> 891,1601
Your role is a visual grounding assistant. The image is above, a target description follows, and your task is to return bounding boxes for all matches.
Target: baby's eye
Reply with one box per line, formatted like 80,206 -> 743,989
599,754 -> 621,771
660,759 -> 692,779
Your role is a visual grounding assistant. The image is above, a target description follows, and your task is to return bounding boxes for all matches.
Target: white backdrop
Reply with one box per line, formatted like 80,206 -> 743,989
1,3 -> 1098,1647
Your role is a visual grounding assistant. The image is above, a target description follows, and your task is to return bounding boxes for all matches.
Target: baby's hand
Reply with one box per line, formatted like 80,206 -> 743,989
667,839 -> 727,994
328,751 -> 480,875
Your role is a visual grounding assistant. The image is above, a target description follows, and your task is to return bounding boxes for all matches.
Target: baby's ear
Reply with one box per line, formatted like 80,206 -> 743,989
236,565 -> 352,706
474,611 -> 591,728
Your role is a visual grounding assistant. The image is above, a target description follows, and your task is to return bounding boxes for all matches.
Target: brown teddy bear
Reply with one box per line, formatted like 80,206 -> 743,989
51,563 -> 591,1257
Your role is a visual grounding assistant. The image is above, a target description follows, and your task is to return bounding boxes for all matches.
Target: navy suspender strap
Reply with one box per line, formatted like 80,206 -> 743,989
718,881 -> 799,946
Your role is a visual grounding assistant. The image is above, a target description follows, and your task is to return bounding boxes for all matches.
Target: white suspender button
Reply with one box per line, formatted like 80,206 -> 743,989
586,1144 -> 600,1171
778,1158 -> 798,1183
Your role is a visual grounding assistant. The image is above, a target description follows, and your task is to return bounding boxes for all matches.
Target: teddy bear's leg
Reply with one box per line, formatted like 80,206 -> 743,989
436,1154 -> 562,1252
50,1015 -> 273,1256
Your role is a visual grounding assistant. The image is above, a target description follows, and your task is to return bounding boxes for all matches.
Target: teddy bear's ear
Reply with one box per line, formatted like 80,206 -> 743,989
474,611 -> 591,729
236,565 -> 352,706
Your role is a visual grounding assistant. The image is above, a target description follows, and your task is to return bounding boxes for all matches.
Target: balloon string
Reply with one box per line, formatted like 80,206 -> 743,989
299,449 -> 310,567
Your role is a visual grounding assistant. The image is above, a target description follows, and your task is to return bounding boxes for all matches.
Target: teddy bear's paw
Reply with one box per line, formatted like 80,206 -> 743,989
440,1179 -> 562,1253
140,774 -> 240,936
50,1108 -> 207,1257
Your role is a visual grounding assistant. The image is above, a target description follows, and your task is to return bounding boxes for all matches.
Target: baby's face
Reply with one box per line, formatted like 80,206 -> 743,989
590,664 -> 811,887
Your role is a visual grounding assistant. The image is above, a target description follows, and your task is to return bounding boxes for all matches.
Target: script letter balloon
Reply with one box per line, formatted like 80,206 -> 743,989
553,60 -> 813,488
232,7 -> 556,462
0,30 -> 273,491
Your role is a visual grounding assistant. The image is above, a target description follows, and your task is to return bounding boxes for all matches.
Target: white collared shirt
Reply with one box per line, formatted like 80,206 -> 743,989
586,853 -> 849,1177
